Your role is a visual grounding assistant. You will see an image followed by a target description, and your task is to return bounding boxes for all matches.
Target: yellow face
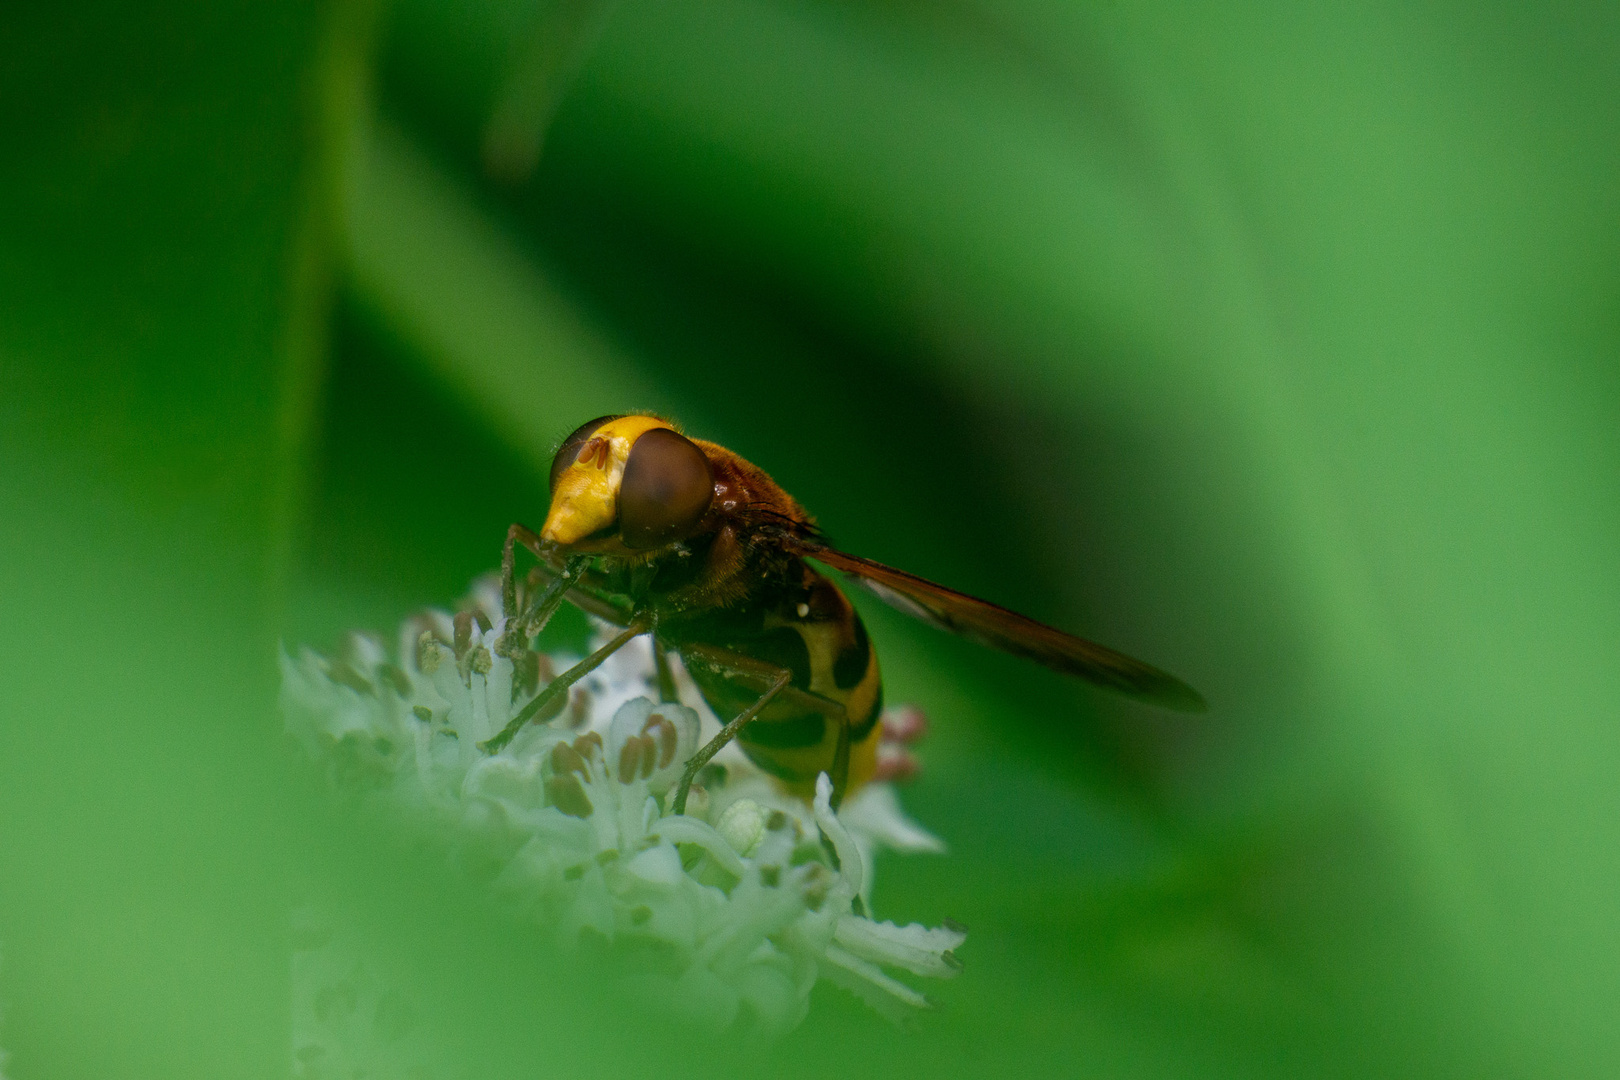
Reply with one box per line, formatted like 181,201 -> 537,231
542,415 -> 672,547
542,415 -> 717,552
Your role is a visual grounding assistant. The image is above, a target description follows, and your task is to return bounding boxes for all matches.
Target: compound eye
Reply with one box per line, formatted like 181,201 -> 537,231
619,428 -> 714,549
550,415 -> 622,494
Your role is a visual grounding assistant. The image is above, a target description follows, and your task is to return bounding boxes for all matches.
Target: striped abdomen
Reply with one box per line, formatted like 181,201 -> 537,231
676,564 -> 883,798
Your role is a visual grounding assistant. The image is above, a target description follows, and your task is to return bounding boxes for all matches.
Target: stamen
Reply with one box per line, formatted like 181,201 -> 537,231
415,631 -> 444,675
325,660 -> 372,696
545,774 -> 593,818
377,663 -> 412,697
618,735 -> 650,784
567,687 -> 593,729
646,713 -> 678,767
551,741 -> 587,778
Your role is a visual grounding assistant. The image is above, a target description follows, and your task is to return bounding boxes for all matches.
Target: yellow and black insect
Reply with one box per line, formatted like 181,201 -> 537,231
482,414 -> 1205,814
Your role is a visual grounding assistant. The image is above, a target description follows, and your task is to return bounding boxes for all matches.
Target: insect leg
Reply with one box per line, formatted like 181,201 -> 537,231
520,562 -> 636,626
671,664 -> 794,816
829,711 -> 852,811
677,642 -> 851,721
499,522 -> 543,622
480,619 -> 649,753
516,556 -> 589,640
675,643 -> 861,903
652,640 -> 679,703
498,524 -> 593,656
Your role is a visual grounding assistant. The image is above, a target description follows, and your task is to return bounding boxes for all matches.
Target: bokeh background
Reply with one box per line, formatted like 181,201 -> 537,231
3,1 -> 1619,1077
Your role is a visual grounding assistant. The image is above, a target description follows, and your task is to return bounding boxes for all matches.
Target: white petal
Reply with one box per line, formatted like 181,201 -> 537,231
461,753 -> 548,810
656,816 -> 749,880
841,783 -> 946,854
819,944 -> 932,1021
833,916 -> 966,978
625,843 -> 684,887
812,773 -> 863,899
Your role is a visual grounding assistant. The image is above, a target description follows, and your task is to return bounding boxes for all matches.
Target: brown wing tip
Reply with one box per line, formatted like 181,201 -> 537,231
1095,656 -> 1207,713
1064,647 -> 1207,713
1141,673 -> 1208,714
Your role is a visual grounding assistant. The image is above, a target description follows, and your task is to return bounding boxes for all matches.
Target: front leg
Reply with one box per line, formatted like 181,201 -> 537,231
480,618 -> 650,753
497,522 -> 618,658
499,522 -> 543,624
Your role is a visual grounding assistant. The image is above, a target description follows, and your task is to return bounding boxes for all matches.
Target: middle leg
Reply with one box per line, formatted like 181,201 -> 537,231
671,642 -> 851,815
672,666 -> 791,816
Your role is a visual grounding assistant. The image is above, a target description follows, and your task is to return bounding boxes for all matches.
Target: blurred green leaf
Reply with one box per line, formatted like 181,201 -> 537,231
346,118 -> 661,468
0,1 -> 373,1076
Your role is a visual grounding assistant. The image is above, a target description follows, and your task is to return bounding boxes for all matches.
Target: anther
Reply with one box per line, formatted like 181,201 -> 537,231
618,735 -> 650,784
326,660 -> 373,696
645,714 -> 678,768
377,663 -> 412,697
545,774 -> 593,818
550,741 -> 587,777
567,687 -> 592,729
452,611 -> 473,658
415,632 -> 444,675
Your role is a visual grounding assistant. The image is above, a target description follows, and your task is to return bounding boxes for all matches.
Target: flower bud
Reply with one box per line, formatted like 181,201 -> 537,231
716,798 -> 768,857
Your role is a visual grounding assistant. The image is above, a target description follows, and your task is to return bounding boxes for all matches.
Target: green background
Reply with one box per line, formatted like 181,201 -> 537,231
3,1 -> 1618,1076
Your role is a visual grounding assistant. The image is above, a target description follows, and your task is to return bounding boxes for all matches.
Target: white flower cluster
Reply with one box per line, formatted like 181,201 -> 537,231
280,581 -> 964,1046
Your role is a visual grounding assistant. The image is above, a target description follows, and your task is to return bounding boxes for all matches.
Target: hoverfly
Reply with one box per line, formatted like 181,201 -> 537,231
482,414 -> 1205,815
